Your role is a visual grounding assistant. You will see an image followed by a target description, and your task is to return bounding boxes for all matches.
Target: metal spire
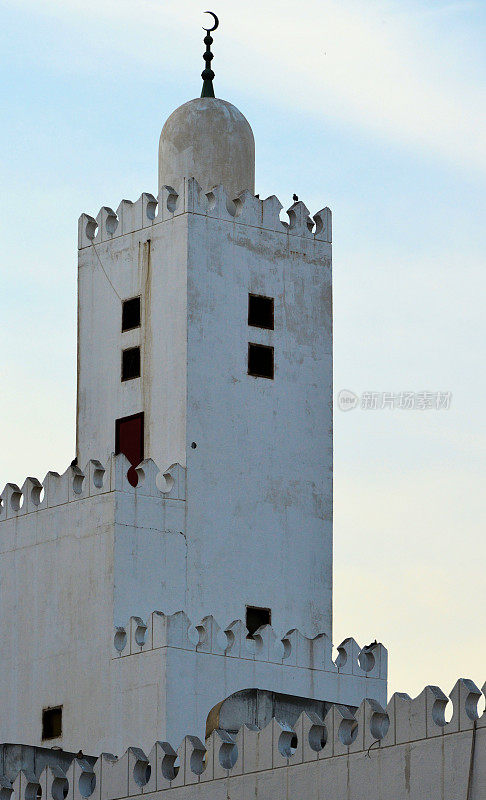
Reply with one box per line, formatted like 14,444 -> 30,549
201,11 -> 219,98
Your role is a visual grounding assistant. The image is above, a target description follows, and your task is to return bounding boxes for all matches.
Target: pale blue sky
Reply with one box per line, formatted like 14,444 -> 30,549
1,0 -> 485,703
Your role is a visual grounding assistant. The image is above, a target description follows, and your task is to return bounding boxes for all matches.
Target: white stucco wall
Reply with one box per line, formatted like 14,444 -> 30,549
0,458 -> 190,754
77,206 -> 188,473
77,180 -> 332,639
1,175 -> 337,754
4,678 -> 485,800
184,199 -> 332,638
0,457 -> 383,755
0,483 -> 114,753
111,609 -> 386,752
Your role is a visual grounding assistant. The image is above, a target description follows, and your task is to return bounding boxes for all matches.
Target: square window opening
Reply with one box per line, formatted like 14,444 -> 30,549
246,606 -> 271,639
122,346 -> 141,381
122,297 -> 141,332
42,706 -> 62,740
248,343 -> 274,379
248,294 -> 274,330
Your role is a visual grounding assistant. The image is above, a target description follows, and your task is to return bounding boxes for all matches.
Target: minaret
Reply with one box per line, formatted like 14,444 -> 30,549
0,16 -> 386,758
76,15 -> 333,640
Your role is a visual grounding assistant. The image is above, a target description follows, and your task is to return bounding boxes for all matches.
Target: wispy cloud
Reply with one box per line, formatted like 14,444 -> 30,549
229,0 -> 486,173
4,0 -> 484,172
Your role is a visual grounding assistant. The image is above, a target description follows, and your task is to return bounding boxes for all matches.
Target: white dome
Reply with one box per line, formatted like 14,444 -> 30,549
158,97 -> 255,199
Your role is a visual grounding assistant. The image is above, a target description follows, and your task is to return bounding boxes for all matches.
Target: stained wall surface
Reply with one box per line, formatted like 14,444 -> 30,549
76,181 -> 333,639
0,482 -> 115,753
184,201 -> 332,637
0,457 -> 381,756
4,679 -> 484,800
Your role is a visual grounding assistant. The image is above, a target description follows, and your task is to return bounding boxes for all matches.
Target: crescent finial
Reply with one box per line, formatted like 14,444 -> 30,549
202,11 -> 219,33
201,12 -> 219,97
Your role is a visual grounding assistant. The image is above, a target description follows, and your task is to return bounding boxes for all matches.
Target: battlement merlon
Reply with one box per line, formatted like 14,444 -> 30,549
107,609 -> 387,748
78,179 -> 332,248
1,679 -> 484,798
112,610 -> 387,683
0,456 -> 185,521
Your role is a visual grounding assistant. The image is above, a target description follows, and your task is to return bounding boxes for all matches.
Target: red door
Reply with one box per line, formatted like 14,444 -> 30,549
115,412 -> 144,487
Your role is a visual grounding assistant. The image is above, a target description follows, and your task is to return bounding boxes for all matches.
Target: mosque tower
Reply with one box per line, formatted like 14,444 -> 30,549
0,16 -> 386,756
76,15 -> 332,640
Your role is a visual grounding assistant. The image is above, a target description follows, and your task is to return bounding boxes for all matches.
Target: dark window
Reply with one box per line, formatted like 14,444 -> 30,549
115,413 -> 144,487
122,297 -> 141,331
122,346 -> 141,381
248,294 -> 274,330
246,606 -> 271,639
42,706 -> 62,740
248,343 -> 274,379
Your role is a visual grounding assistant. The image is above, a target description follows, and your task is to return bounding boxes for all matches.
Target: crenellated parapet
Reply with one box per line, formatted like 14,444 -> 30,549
78,178 -> 332,248
2,679 -> 484,799
0,456 -> 185,522
109,613 -> 388,747
112,609 -> 387,682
